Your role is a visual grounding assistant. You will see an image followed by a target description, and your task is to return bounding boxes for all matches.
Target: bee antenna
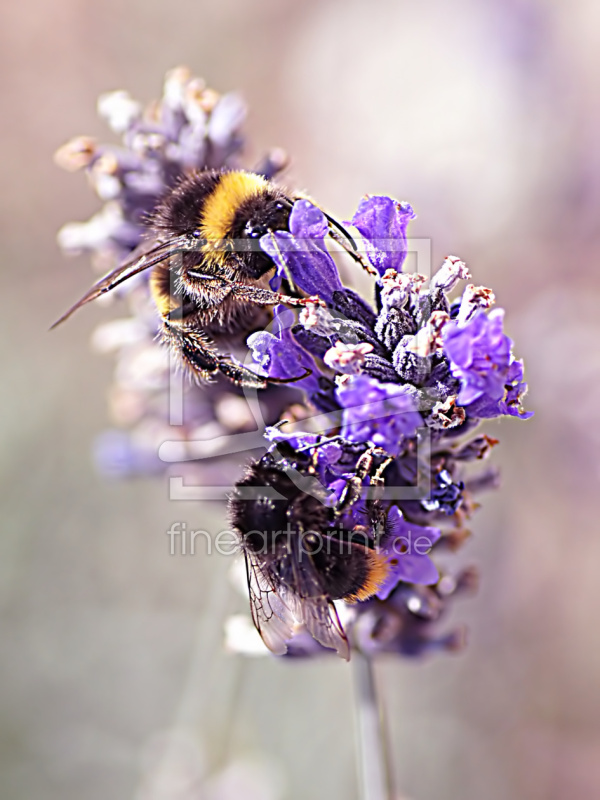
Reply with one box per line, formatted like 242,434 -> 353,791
323,212 -> 358,252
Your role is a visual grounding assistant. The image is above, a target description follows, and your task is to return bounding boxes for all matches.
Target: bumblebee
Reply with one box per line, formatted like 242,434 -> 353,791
53,168 -> 363,387
229,438 -> 394,659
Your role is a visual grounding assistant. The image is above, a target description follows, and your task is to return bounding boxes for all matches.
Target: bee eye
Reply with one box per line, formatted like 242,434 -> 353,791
191,230 -> 202,238
275,201 -> 285,210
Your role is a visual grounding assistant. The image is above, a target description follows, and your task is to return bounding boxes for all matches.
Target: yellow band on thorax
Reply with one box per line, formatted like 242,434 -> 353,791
200,171 -> 269,244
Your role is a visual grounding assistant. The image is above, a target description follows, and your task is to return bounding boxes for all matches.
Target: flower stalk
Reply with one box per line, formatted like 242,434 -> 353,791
352,649 -> 393,800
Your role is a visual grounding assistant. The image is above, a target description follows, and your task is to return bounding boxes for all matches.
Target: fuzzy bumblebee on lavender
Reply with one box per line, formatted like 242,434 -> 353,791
54,68 -> 532,660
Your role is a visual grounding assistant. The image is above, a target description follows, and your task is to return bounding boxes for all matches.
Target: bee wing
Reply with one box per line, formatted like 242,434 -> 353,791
290,537 -> 350,660
303,599 -> 349,660
243,545 -> 350,659
280,583 -> 350,661
243,550 -> 298,656
51,233 -> 194,329
271,537 -> 349,660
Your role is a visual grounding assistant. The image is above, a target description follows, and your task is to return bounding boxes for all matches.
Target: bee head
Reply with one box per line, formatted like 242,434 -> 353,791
227,190 -> 292,278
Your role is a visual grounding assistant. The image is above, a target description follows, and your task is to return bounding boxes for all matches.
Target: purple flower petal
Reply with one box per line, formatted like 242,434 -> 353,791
336,374 -> 422,455
247,305 -> 321,393
289,199 -> 329,239
443,308 -> 531,418
260,200 -> 343,303
377,507 -> 441,598
349,196 -> 415,276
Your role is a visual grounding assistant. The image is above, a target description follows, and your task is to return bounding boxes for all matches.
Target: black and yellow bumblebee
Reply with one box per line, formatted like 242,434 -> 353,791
229,438 -> 393,659
53,168 -> 364,387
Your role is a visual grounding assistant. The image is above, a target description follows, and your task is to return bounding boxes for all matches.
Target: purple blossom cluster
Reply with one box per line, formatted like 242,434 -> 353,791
56,69 -> 532,660
250,198 -> 531,429
234,197 -> 531,657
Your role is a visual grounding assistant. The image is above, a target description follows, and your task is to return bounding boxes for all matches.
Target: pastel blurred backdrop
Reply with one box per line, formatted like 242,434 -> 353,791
2,1 -> 599,798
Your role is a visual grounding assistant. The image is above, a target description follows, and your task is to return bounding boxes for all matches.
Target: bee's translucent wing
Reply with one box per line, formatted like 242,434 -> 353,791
284,537 -> 350,659
279,582 -> 350,660
51,233 -> 194,328
243,544 -> 350,659
302,598 -> 349,660
270,538 -> 350,660
243,551 -> 297,656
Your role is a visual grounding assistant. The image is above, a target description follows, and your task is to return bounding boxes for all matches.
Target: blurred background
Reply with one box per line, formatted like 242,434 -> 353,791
2,0 -> 599,798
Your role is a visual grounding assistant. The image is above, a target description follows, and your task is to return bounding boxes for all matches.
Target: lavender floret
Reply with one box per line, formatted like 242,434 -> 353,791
260,201 -> 344,302
349,195 -> 415,276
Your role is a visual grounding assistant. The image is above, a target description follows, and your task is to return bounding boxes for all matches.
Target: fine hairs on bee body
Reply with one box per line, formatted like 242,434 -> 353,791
229,437 -> 394,659
53,167 -> 369,388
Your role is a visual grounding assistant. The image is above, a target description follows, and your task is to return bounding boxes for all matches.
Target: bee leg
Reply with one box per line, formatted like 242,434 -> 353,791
359,446 -> 394,501
362,449 -> 394,547
217,360 -> 271,388
336,475 -> 363,512
336,446 -> 393,512
161,322 -> 311,388
371,453 -> 394,489
337,447 -> 376,510
161,322 -> 269,388
184,272 -> 325,309
216,359 -> 312,387
227,282 -> 326,309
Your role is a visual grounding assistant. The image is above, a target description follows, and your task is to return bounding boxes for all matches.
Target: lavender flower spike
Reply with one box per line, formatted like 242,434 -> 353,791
228,196 -> 532,658
55,68 -> 533,663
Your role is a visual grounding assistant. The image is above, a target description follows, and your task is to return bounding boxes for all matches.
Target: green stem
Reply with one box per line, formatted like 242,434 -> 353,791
352,649 -> 393,800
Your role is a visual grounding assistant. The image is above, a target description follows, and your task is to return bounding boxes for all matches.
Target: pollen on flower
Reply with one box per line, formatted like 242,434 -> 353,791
380,269 -> 426,301
97,90 -> 142,134
428,396 -> 466,429
405,310 -> 450,356
431,255 -> 471,291
456,284 -> 496,324
299,304 -> 318,327
323,341 -> 374,374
